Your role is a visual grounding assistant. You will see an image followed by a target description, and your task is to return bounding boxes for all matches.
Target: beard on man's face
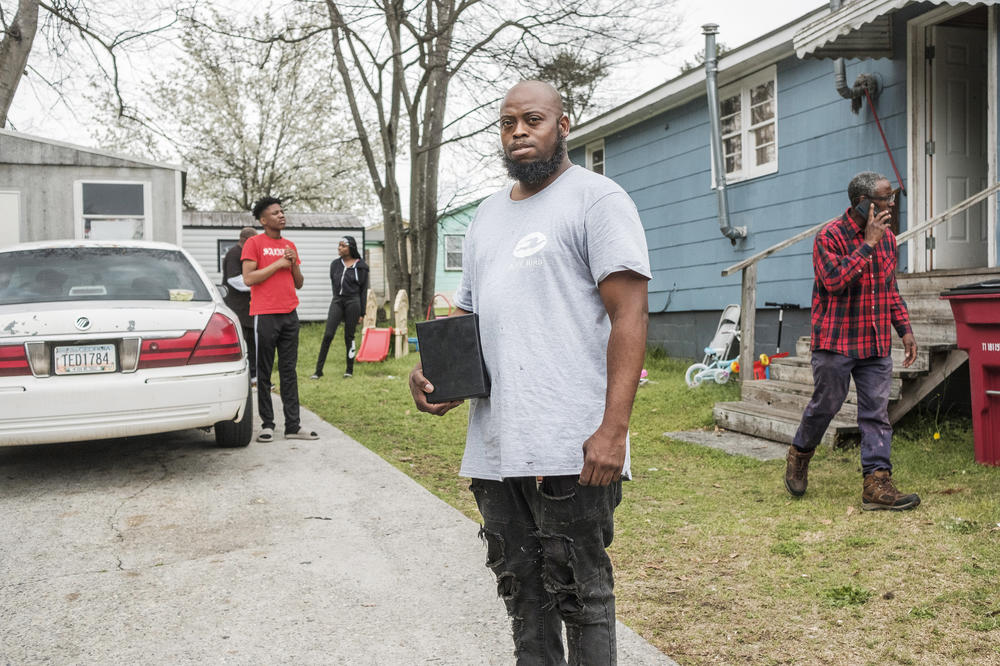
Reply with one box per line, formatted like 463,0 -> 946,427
501,127 -> 566,185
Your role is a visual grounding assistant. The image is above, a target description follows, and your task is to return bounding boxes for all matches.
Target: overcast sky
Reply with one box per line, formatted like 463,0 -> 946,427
5,0 -> 831,216
7,0 -> 830,148
622,0 -> 829,91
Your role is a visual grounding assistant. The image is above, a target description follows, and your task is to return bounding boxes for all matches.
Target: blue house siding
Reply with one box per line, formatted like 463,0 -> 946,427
571,58 -> 912,356
570,3 -> 999,358
649,57 -> 906,313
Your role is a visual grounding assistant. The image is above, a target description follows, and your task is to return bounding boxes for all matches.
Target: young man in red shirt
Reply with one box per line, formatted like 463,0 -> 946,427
242,197 -> 318,442
785,172 -> 919,510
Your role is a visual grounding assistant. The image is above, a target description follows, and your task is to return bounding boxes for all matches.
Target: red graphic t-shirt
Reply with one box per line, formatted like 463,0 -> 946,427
241,234 -> 301,315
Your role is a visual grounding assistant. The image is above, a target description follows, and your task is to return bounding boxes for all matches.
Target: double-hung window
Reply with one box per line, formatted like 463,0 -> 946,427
75,181 -> 151,240
444,234 -> 464,271
717,65 -> 778,182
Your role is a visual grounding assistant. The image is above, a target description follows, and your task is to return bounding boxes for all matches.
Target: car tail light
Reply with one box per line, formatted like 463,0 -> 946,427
137,313 -> 242,369
189,313 -> 242,365
138,331 -> 202,369
0,343 -> 31,377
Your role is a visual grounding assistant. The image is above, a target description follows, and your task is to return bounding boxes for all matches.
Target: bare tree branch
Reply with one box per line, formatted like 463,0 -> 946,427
289,0 -> 679,317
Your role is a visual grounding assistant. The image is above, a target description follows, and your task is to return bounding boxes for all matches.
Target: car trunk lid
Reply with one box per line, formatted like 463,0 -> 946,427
1,301 -> 218,340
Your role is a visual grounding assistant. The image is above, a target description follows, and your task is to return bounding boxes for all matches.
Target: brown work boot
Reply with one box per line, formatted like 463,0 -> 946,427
784,446 -> 815,497
862,470 -> 921,511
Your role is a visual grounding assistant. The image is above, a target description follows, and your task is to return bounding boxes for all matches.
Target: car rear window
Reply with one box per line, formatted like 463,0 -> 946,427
0,247 -> 212,305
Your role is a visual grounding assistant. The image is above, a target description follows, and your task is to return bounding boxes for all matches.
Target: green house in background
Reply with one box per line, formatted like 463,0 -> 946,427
362,197 -> 483,311
434,197 -> 482,303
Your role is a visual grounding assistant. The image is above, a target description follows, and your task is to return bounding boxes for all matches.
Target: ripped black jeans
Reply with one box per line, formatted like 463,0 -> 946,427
470,476 -> 622,666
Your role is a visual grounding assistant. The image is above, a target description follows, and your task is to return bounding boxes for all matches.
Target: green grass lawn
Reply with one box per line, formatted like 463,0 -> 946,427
293,322 -> 1000,665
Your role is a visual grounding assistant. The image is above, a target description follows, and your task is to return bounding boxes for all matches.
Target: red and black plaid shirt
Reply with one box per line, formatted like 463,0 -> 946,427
809,208 -> 912,358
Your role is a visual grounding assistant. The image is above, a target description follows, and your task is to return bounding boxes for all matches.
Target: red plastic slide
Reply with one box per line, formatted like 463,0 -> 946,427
356,327 -> 392,362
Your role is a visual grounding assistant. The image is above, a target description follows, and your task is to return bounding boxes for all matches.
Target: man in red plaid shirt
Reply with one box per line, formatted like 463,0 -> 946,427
784,172 -> 920,511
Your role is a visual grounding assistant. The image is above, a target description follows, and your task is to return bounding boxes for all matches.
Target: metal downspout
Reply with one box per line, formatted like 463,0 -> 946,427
830,0 -> 853,99
703,24 -> 747,244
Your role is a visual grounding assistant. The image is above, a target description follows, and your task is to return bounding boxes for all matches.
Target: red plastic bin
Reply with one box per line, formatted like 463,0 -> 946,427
941,279 -> 1000,466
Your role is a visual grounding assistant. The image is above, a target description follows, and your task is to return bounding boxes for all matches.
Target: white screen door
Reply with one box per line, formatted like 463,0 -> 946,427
929,25 -> 988,269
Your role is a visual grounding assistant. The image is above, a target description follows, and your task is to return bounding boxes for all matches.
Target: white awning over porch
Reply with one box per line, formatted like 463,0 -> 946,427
793,0 -> 999,58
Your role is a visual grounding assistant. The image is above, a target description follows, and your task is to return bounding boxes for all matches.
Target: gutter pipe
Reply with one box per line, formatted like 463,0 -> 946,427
703,24 -> 746,244
830,0 -> 853,99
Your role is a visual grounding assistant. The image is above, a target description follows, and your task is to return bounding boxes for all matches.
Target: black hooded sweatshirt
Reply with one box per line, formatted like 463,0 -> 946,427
329,256 -> 369,316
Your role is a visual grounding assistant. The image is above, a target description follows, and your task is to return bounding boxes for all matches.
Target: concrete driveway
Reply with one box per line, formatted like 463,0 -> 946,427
0,405 -> 675,665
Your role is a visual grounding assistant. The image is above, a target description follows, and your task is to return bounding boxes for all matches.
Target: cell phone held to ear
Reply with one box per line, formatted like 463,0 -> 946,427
853,198 -> 874,221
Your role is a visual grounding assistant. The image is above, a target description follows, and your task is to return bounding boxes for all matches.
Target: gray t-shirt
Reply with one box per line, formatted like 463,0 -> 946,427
455,165 -> 651,481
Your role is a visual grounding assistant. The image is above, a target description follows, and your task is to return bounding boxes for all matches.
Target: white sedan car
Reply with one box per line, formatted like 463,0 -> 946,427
0,240 -> 252,447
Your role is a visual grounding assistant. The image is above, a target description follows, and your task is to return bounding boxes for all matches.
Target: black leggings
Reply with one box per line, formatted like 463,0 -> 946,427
315,295 -> 360,375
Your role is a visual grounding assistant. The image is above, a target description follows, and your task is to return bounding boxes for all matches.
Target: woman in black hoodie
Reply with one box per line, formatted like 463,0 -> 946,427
312,235 -> 369,378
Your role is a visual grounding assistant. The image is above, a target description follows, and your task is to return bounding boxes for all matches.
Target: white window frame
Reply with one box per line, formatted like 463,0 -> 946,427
443,234 -> 464,271
217,238 -> 240,272
586,140 -> 606,175
715,65 -> 778,183
74,180 -> 152,240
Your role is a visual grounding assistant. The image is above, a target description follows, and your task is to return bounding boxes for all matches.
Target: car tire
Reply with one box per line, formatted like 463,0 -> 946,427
215,376 -> 253,448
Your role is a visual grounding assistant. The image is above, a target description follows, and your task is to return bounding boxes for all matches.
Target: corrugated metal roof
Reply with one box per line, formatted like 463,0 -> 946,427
794,0 -> 998,58
182,211 -> 364,230
0,128 -> 186,172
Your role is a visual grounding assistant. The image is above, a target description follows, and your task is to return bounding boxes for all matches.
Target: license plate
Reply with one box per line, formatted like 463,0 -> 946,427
54,344 -> 117,375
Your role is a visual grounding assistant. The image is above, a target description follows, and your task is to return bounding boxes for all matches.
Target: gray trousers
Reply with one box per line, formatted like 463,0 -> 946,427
792,350 -> 894,474
470,476 -> 621,666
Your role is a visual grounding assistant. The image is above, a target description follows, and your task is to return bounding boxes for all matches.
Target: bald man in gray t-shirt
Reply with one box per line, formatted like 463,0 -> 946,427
410,80 -> 650,664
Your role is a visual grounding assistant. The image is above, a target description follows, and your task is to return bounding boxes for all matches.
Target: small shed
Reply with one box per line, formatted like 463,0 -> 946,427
0,129 -> 186,247
182,211 -> 365,322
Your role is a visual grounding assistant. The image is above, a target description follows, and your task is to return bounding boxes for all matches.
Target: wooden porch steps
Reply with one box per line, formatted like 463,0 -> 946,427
712,268 -> 998,447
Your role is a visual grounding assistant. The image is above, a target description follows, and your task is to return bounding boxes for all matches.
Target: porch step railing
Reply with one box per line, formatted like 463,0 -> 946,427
721,181 -> 1000,383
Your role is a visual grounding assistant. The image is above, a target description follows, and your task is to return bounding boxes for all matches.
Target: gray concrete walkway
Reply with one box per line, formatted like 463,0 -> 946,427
665,429 -> 789,461
0,403 -> 675,665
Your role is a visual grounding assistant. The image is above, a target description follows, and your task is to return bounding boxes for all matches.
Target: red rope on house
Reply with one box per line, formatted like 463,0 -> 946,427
864,87 -> 906,193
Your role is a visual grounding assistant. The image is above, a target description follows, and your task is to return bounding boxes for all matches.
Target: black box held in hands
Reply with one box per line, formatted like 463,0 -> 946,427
416,313 -> 491,403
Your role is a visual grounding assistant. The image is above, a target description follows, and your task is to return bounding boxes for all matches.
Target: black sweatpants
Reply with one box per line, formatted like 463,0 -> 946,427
314,295 -> 360,376
255,310 -> 301,434
241,324 -> 257,379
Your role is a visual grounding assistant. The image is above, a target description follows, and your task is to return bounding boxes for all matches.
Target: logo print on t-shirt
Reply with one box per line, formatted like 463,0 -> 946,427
513,232 -> 547,258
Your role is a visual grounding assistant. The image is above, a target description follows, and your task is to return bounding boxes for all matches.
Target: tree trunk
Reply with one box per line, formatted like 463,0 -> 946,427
414,91 -> 447,319
381,183 -> 408,307
405,1 -> 454,319
325,0 -> 410,309
0,0 -> 40,127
